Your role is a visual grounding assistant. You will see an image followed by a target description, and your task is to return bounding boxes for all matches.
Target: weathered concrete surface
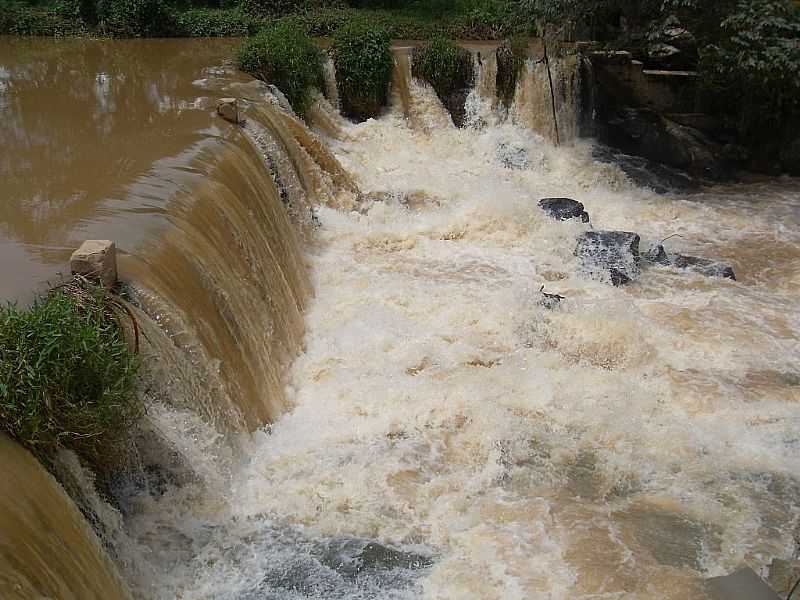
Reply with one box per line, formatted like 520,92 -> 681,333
216,98 -> 242,124
70,240 -> 117,288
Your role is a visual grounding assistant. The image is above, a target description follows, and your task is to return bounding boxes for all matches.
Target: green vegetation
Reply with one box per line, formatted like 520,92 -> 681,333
412,37 -> 474,126
0,281 -> 140,472
699,0 -> 800,146
495,35 -> 527,110
332,19 -> 393,121
238,21 -> 324,117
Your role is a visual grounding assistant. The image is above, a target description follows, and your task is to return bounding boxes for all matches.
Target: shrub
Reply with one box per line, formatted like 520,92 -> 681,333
239,0 -> 344,16
174,7 -> 255,36
98,0 -> 175,36
0,1 -> 88,35
237,22 -> 324,117
412,36 -> 474,125
0,283 -> 140,471
496,35 -> 527,110
332,18 -> 393,121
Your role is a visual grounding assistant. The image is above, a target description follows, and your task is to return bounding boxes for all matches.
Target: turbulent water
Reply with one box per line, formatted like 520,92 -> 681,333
2,38 -> 800,599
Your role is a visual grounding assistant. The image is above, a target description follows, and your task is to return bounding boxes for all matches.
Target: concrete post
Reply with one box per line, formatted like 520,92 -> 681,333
70,240 -> 117,288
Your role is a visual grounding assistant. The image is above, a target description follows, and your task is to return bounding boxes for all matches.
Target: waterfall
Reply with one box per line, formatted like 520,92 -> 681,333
0,435 -> 132,600
4,37 -> 799,600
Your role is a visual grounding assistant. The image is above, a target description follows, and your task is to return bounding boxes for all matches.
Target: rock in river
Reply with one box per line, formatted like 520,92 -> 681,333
575,230 -> 641,286
539,198 -> 590,223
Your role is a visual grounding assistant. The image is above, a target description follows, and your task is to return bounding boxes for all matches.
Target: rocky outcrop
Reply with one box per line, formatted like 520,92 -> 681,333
645,15 -> 698,71
600,108 -> 724,179
575,230 -> 641,286
538,198 -> 590,223
539,285 -> 565,310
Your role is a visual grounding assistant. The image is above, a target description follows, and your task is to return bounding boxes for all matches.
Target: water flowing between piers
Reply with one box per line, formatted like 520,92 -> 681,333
1,37 -> 799,599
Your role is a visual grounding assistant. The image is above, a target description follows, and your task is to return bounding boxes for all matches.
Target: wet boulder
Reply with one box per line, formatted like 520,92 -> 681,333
671,254 -> 736,280
643,243 -> 736,280
319,538 -> 433,580
539,198 -> 590,223
575,230 -> 641,286
643,243 -> 670,265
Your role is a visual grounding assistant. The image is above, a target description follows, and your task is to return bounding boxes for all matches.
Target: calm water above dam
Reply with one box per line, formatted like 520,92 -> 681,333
1,36 -> 799,600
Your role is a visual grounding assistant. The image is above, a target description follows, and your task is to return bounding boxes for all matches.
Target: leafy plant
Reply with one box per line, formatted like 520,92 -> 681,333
699,0 -> 800,144
98,0 -> 174,36
412,36 -> 474,125
332,18 -> 393,121
0,281 -> 140,472
237,21 -> 324,117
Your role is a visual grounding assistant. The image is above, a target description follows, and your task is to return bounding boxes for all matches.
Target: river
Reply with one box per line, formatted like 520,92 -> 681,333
1,35 -> 799,599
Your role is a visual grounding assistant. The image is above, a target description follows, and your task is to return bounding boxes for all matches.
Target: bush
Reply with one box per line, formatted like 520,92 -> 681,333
0,1 -> 88,35
332,18 -> 393,121
174,7 -> 255,35
496,35 -> 527,110
0,283 -> 140,471
237,22 -> 324,117
239,0 -> 344,16
412,36 -> 474,125
98,0 -> 175,36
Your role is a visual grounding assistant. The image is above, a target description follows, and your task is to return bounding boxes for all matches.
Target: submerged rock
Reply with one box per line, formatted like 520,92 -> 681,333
643,242 -> 736,280
643,243 -> 670,265
538,198 -> 590,223
539,285 -> 565,310
497,142 -> 529,170
671,254 -> 736,280
575,230 -> 641,286
319,538 -> 434,580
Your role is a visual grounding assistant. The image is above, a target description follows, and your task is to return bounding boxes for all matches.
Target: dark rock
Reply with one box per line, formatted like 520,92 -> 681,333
319,538 -> 433,580
601,108 -> 723,180
643,243 -> 670,265
592,144 -> 698,193
497,142 -> 529,170
645,15 -> 698,70
575,230 -> 641,286
539,285 -> 565,310
538,198 -> 590,223
671,254 -> 736,280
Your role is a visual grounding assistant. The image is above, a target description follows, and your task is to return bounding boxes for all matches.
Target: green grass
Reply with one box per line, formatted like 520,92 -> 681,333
331,18 -> 393,121
0,281 -> 141,472
237,21 -> 324,117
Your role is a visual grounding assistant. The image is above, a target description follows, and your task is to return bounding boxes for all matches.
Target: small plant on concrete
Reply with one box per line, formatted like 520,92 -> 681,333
412,36 -> 474,126
238,21 -> 324,117
0,280 -> 140,471
332,18 -> 393,121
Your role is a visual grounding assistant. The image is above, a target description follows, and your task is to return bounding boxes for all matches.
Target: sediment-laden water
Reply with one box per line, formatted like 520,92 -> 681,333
1,37 -> 799,600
